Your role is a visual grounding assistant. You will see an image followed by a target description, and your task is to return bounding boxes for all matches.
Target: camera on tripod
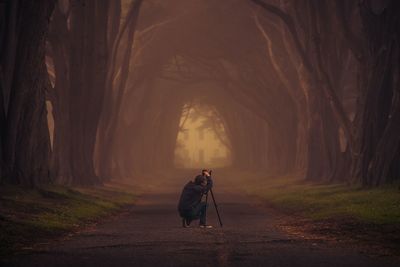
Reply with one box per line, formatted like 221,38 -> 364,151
203,170 -> 223,227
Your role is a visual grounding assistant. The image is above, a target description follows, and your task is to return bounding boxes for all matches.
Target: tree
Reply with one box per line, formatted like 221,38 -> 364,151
0,0 -> 55,186
47,0 -> 111,185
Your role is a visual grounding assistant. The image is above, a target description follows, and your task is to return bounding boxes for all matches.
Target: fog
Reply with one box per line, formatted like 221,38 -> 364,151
104,0 -> 293,181
2,0 -> 399,188
2,1 -> 400,264
174,103 -> 231,169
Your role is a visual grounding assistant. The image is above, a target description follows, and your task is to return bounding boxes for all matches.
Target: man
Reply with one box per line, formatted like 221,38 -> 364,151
178,169 -> 213,228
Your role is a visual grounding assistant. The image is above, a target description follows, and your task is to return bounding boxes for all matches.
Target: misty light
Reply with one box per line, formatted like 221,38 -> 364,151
174,104 -> 231,169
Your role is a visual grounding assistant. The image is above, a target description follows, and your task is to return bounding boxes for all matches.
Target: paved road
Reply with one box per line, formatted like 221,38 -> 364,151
3,173 -> 399,267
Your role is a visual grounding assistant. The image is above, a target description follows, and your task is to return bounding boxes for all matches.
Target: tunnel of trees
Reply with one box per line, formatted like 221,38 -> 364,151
0,0 -> 399,187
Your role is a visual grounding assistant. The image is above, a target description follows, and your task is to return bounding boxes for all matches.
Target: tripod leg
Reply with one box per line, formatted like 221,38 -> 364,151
210,189 -> 223,227
204,193 -> 209,224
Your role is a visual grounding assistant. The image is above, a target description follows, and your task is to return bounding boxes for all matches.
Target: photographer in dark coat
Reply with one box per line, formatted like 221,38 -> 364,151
178,169 -> 213,228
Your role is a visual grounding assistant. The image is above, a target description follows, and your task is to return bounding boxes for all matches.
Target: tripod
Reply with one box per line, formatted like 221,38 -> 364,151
204,188 -> 223,227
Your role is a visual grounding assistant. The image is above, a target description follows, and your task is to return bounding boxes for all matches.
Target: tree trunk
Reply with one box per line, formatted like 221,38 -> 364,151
352,0 -> 400,185
2,0 -> 55,186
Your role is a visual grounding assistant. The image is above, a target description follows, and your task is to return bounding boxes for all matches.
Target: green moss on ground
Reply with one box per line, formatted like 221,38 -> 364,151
0,182 -> 136,257
232,171 -> 400,225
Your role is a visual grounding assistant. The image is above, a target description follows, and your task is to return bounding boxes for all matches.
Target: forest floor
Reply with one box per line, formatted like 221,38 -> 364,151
1,169 -> 399,267
228,170 -> 400,258
0,181 -> 138,258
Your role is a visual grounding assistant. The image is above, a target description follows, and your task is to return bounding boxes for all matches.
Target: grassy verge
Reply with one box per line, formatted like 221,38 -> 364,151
0,182 -> 137,257
225,170 -> 400,254
237,172 -> 400,225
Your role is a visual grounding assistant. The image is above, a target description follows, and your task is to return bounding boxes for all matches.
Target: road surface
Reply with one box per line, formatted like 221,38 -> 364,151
3,173 -> 398,267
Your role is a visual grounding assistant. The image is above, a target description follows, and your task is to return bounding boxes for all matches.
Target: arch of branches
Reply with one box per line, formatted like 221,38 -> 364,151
1,0 -> 399,187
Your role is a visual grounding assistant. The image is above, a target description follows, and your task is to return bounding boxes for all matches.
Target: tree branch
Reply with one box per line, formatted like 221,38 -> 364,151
335,0 -> 364,62
250,0 -> 313,71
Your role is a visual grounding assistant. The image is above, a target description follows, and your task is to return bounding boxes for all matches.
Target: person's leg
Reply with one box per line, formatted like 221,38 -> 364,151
185,216 -> 192,225
180,210 -> 192,227
199,203 -> 207,225
193,202 -> 207,225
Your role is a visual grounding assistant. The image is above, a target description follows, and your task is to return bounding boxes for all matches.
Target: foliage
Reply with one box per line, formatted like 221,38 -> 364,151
237,172 -> 400,224
0,183 -> 136,257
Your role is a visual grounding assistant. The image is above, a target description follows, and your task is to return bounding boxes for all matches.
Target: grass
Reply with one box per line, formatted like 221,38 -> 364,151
233,171 -> 400,225
0,182 -> 137,257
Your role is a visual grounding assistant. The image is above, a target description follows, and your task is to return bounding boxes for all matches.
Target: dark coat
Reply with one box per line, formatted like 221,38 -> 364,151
178,176 -> 213,214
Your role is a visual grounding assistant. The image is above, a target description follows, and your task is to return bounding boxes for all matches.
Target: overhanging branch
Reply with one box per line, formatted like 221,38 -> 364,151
249,0 -> 313,71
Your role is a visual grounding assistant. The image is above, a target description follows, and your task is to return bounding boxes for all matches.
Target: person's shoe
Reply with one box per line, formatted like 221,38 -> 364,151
182,218 -> 189,228
199,224 -> 213,229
